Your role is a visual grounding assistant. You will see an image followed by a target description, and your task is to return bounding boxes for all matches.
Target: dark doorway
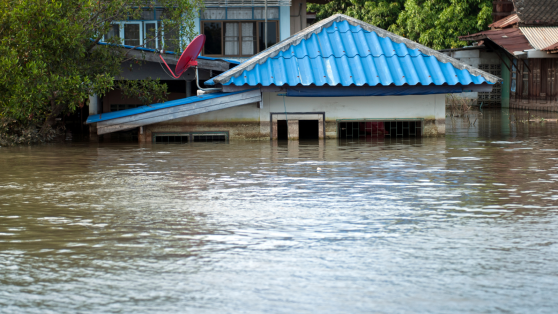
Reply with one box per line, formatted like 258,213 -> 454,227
299,120 -> 319,139
277,120 -> 288,140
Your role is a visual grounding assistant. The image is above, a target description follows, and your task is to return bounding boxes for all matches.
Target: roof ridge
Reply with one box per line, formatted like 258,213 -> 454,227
209,14 -> 501,85
270,52 -> 437,59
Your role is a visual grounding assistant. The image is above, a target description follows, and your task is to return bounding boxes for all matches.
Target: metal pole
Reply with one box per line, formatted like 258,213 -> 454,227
265,0 -> 268,49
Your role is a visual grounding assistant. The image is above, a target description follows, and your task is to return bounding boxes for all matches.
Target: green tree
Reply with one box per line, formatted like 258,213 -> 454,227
0,0 -> 203,142
392,0 -> 491,49
308,0 -> 404,31
308,0 -> 492,50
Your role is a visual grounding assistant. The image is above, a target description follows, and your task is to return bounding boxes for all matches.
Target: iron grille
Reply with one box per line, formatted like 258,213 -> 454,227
478,64 -> 502,106
153,132 -> 229,143
338,121 -> 422,139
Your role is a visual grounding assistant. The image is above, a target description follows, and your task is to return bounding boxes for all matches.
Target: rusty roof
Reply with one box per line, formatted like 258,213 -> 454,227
459,28 -> 533,54
543,41 -> 558,52
489,14 -> 520,29
514,0 -> 558,25
520,26 -> 558,49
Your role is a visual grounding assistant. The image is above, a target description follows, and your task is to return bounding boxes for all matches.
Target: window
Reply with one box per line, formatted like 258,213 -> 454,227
204,22 -> 222,55
161,23 -> 180,52
102,9 -> 184,52
144,22 -> 157,49
201,7 -> 279,57
105,24 -> 120,41
124,23 -> 141,46
259,22 -> 277,52
203,21 -> 277,56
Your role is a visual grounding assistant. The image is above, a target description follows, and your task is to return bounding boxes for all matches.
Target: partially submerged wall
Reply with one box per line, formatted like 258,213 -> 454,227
139,92 -> 446,142
259,92 -> 446,139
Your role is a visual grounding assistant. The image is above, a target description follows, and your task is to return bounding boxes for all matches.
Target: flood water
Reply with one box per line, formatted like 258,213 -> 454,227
1,108 -> 558,313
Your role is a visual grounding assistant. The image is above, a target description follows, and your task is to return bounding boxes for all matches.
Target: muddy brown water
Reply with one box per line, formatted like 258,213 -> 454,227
1,108 -> 558,313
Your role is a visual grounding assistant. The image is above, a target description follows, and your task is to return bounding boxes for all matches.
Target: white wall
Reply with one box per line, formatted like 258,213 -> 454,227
148,93 -> 446,138
260,93 -> 445,120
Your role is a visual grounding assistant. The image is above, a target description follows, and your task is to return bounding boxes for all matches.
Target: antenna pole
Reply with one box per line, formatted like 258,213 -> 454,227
195,66 -> 221,92
265,0 -> 268,50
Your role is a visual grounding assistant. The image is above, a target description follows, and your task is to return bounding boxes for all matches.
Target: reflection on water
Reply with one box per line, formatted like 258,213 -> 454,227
1,109 -> 558,313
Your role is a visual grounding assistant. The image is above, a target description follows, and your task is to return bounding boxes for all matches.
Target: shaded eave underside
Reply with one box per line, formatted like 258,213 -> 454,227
220,82 -> 494,87
211,14 -> 501,85
459,28 -> 533,54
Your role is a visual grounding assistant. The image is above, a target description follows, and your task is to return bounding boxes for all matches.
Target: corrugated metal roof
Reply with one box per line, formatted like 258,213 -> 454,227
489,14 -> 520,29
543,41 -> 558,52
86,89 -> 256,124
520,26 -> 558,50
459,28 -> 533,54
206,14 -> 500,86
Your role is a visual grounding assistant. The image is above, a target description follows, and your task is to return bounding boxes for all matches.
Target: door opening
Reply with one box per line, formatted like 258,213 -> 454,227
299,120 -> 319,139
277,120 -> 288,140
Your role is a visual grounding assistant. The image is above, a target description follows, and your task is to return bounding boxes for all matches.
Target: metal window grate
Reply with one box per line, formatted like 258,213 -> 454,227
193,134 -> 227,142
155,135 -> 190,143
478,64 -> 502,105
153,132 -> 229,143
338,121 -> 422,139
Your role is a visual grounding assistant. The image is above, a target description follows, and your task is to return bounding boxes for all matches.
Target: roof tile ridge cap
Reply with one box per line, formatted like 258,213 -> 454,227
341,16 -> 502,83
212,14 -> 347,84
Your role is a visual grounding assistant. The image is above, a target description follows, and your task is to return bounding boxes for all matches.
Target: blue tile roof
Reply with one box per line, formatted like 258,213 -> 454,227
206,14 -> 500,87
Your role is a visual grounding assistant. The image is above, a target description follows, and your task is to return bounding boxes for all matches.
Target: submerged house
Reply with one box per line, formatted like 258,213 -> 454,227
87,14 -> 500,142
456,0 -> 558,111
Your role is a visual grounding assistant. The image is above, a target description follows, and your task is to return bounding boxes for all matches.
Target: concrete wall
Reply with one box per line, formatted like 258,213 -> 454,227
442,48 -> 501,101
140,92 -> 446,142
260,92 -> 445,138
290,0 -> 307,34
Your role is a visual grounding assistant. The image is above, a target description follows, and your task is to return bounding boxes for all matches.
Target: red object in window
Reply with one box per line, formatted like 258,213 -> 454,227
159,34 -> 206,78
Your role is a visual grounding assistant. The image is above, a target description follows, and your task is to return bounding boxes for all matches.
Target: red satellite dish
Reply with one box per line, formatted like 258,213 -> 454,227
159,34 -> 206,79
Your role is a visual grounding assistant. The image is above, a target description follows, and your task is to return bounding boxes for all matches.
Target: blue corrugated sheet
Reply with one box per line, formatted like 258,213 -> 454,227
86,89 -> 256,123
206,20 -> 492,86
286,85 -> 463,97
96,41 -> 241,65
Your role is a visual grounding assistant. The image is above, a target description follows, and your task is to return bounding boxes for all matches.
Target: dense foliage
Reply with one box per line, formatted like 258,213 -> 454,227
0,0 -> 203,143
308,0 -> 492,50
